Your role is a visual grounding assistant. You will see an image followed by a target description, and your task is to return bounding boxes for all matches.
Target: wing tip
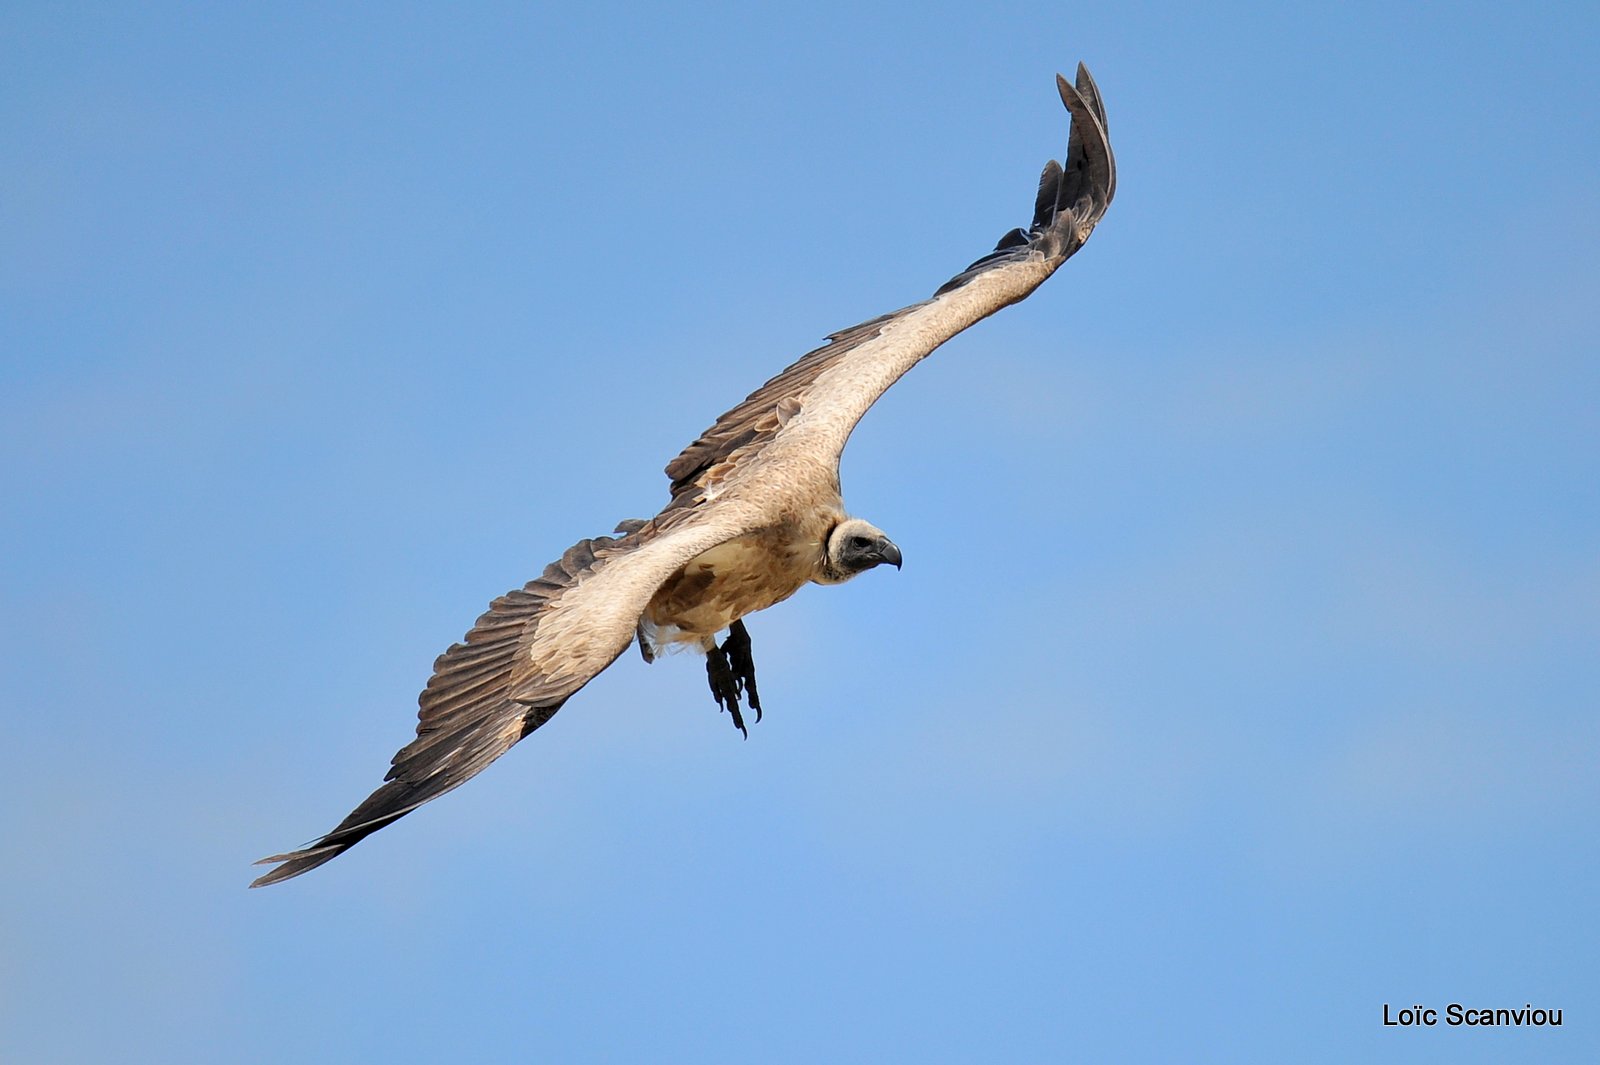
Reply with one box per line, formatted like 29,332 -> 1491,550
1051,60 -> 1116,215
248,844 -> 346,888
942,60 -> 1114,292
1055,69 -> 1075,103
1060,63 -> 1106,123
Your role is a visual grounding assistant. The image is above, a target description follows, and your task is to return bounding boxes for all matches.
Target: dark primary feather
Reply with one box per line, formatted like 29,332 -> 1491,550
1032,160 -> 1065,231
1059,65 -> 1116,208
937,63 -> 1115,295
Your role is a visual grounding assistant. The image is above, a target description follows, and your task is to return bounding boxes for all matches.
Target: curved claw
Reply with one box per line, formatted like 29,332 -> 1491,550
706,621 -> 761,739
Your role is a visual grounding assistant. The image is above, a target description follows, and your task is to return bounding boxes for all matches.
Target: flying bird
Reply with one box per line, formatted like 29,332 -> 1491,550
252,65 -> 1116,887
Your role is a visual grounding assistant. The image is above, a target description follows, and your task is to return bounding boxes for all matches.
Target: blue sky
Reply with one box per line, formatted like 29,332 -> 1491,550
3,2 -> 1596,1062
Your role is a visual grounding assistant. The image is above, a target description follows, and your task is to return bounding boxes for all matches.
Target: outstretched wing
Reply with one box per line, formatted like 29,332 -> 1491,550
251,65 -> 1116,888
250,514 -> 752,887
663,64 -> 1115,511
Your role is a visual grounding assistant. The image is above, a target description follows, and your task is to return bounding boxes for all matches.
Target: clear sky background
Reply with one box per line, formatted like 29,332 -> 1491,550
3,3 -> 1596,1062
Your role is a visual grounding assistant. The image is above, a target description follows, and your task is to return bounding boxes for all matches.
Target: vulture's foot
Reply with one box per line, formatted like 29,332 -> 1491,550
705,620 -> 761,738
724,619 -> 762,724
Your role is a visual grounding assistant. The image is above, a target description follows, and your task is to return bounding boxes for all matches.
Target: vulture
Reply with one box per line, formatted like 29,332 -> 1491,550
252,65 -> 1115,887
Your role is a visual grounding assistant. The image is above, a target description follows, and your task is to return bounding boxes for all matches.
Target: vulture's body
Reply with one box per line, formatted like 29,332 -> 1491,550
253,66 -> 1116,887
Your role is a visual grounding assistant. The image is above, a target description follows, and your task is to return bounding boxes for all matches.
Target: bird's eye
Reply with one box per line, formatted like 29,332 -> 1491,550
848,536 -> 871,549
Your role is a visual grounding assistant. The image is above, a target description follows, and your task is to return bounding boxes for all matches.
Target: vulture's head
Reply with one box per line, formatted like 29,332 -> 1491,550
816,518 -> 902,584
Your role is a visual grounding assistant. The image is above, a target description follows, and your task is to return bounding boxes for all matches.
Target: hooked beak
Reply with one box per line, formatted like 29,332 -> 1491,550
875,538 -> 903,570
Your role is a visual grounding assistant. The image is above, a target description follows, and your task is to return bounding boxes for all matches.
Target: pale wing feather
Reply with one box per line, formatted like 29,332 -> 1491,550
250,510 -> 758,887
662,64 -> 1115,506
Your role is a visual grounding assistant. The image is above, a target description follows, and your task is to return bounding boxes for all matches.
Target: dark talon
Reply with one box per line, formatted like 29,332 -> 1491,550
704,620 -> 762,737
725,619 -> 762,724
705,639 -> 748,738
